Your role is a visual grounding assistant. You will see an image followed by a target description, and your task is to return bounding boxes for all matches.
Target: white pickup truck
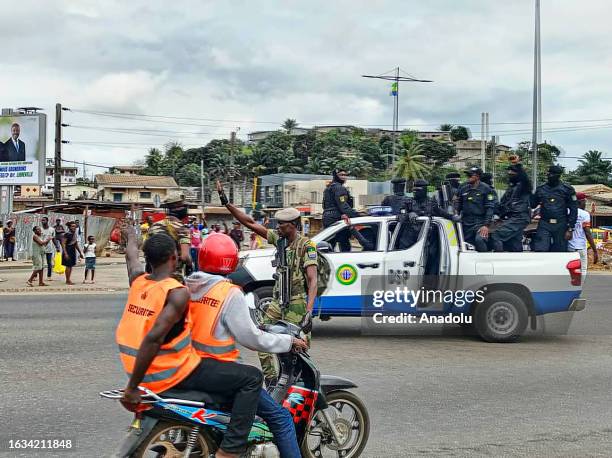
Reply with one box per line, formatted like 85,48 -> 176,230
229,216 -> 586,342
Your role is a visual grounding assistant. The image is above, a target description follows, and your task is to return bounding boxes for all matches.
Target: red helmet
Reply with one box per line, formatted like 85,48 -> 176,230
198,233 -> 239,274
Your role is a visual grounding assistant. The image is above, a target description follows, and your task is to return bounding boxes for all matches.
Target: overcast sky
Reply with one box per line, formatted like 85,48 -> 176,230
2,0 -> 612,176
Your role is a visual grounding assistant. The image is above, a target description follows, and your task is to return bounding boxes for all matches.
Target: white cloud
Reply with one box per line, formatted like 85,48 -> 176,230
2,0 -> 612,170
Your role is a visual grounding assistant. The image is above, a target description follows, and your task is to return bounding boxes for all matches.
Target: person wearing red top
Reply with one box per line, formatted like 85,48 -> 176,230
190,224 -> 202,272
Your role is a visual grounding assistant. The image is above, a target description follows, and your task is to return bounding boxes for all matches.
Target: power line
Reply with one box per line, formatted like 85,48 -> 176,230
68,107 -> 612,128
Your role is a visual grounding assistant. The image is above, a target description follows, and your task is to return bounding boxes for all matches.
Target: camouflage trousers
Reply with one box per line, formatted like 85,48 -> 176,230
258,299 -> 311,381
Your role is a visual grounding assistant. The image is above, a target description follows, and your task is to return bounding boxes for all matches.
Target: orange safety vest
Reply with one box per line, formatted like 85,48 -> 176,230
189,280 -> 240,362
116,275 -> 200,393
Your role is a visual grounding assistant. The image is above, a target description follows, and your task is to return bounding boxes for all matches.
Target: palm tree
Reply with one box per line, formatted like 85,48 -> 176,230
439,123 -> 454,132
282,118 -> 298,132
394,142 -> 432,187
574,150 -> 612,184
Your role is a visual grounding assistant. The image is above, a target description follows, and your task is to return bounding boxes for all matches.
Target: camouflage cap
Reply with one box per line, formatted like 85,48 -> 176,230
275,207 -> 301,222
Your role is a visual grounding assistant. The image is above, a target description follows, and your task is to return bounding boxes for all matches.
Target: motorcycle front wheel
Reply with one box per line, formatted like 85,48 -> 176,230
133,421 -> 214,458
302,390 -> 370,458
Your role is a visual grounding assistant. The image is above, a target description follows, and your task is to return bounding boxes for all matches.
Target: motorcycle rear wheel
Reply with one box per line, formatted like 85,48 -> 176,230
133,421 -> 213,458
302,390 -> 370,458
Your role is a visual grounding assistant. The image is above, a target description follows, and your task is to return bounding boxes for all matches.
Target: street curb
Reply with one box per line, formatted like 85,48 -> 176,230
0,286 -> 129,295
0,260 -> 126,271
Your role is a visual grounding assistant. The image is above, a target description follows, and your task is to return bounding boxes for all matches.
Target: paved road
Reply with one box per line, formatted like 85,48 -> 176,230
1,275 -> 612,457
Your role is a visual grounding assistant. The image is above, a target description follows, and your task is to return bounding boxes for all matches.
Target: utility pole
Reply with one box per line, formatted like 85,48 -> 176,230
200,159 -> 205,221
54,103 -> 62,204
229,131 -> 236,203
362,67 -> 432,171
532,0 -> 542,188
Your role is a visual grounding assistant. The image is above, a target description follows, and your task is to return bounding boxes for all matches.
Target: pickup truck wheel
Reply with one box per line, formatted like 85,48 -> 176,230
475,291 -> 528,343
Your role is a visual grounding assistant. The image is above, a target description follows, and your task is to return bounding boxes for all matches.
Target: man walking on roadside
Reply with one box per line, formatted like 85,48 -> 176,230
40,217 -> 56,281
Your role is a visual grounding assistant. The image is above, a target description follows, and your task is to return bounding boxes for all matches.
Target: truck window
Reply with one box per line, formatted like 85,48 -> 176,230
391,221 -> 424,251
322,223 -> 380,252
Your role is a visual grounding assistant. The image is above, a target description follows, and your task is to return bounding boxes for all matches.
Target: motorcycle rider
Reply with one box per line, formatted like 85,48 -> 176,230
186,233 -> 308,457
489,164 -> 532,252
322,168 -> 360,252
116,226 -> 262,458
381,177 -> 410,215
216,180 -> 318,387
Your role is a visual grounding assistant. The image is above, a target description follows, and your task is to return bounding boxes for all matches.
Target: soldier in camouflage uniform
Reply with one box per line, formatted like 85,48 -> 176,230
217,181 -> 318,384
146,196 -> 192,282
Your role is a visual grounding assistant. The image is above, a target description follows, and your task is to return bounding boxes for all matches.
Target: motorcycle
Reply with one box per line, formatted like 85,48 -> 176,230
101,321 -> 370,457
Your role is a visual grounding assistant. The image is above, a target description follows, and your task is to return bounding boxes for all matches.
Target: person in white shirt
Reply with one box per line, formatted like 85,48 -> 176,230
83,235 -> 97,284
40,217 -> 56,281
568,192 -> 598,278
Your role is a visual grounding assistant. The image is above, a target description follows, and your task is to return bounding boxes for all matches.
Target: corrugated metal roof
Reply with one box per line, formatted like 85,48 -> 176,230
95,174 -> 178,188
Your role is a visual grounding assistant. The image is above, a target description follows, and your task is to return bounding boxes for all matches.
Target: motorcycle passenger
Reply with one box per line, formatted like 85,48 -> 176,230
531,165 -> 578,252
116,227 -> 262,458
186,233 -> 308,457
489,164 -> 532,252
456,167 -> 495,252
322,168 -> 359,252
217,180 -> 318,387
381,177 -> 410,215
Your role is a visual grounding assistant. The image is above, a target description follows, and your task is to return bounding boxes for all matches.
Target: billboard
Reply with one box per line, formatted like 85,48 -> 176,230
0,113 -> 46,185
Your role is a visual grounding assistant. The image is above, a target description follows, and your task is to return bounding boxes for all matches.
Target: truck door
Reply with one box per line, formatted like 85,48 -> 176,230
383,217 -> 430,312
316,220 -> 385,316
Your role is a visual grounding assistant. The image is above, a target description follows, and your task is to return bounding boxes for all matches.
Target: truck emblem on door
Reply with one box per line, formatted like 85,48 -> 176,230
336,264 -> 358,286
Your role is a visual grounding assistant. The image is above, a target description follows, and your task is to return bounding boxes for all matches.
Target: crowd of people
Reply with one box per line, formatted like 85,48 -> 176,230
140,212 -> 253,275
0,216 -> 98,287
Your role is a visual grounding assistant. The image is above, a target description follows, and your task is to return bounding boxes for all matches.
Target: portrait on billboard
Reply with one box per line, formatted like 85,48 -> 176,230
0,114 -> 46,185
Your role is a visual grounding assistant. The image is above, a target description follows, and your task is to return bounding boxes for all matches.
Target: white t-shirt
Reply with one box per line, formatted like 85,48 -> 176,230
40,227 -> 56,254
568,208 -> 591,250
84,243 -> 97,258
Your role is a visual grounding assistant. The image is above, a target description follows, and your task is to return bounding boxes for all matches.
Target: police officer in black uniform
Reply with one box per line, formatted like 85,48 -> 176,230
480,172 -> 499,217
531,165 -> 578,252
322,168 -> 359,252
490,164 -> 532,252
382,177 -> 410,215
397,179 -> 457,249
456,167 -> 495,252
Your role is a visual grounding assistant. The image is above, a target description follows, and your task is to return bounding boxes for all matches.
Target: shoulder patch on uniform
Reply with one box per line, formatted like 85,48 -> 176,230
306,245 -> 317,259
487,194 -> 494,200
339,195 -> 346,202
571,195 -> 577,201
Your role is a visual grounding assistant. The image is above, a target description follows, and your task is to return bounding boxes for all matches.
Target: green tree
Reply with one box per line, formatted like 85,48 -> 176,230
439,124 -> 454,132
511,141 -> 561,185
450,125 -> 470,141
394,142 -> 432,186
175,163 -> 202,187
419,139 -> 457,167
282,118 -> 298,132
142,147 -> 164,175
568,150 -> 612,185
427,165 -> 462,188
